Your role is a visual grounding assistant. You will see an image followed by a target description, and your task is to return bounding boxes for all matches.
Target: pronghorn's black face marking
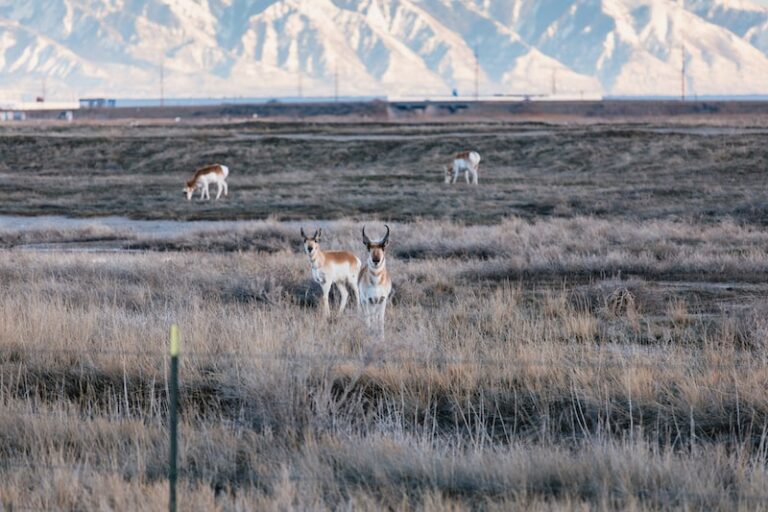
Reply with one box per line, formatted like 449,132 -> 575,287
301,227 -> 322,255
362,225 -> 390,267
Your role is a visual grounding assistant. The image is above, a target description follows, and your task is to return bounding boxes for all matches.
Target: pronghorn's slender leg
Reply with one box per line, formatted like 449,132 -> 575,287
362,299 -> 372,328
349,278 -> 360,311
471,166 -> 479,185
199,185 -> 206,200
321,282 -> 332,318
464,169 -> 471,184
215,181 -> 223,200
223,181 -> 228,196
378,301 -> 387,331
337,283 -> 349,314
452,166 -> 460,184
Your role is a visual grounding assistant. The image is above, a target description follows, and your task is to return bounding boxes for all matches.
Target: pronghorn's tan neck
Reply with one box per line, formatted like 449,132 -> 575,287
308,248 -> 325,269
365,259 -> 387,282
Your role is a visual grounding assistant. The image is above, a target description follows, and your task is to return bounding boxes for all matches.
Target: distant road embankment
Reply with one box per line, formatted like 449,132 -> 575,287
11,99 -> 768,123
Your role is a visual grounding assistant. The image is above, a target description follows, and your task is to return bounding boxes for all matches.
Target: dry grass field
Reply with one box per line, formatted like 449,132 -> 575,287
0,121 -> 767,224
2,120 -> 768,510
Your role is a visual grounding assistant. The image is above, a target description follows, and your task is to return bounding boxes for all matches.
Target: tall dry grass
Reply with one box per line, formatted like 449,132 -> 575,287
2,218 -> 768,509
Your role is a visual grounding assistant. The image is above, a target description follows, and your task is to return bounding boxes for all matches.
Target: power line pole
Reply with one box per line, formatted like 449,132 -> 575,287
297,70 -> 303,99
334,62 -> 339,102
680,43 -> 686,102
474,45 -> 479,101
551,68 -> 557,96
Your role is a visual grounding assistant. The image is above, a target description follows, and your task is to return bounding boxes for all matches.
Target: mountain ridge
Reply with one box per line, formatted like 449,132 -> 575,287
0,0 -> 766,101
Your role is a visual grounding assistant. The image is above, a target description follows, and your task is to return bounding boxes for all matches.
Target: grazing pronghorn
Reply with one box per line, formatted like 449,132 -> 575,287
183,164 -> 229,200
301,227 -> 361,318
358,225 -> 393,330
444,151 -> 481,184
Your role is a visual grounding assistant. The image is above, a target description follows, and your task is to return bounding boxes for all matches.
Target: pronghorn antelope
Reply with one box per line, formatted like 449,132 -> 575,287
444,151 -> 481,185
183,164 -> 230,200
358,225 -> 393,330
301,227 -> 361,318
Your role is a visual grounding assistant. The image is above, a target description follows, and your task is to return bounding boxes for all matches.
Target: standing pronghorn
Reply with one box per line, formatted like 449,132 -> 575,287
301,228 -> 361,318
183,164 -> 230,200
358,225 -> 393,330
444,151 -> 481,185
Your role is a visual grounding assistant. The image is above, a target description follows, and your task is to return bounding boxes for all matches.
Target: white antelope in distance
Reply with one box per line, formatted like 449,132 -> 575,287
444,151 -> 481,185
183,164 -> 230,200
301,228 -> 361,318
358,225 -> 393,331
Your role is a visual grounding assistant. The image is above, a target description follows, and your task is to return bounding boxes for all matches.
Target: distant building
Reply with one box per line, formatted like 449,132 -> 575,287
79,98 -> 116,108
0,111 -> 26,121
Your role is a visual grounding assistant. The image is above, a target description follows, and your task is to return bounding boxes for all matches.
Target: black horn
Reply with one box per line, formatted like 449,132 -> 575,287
312,228 -> 320,240
300,227 -> 307,239
362,226 -> 371,246
382,224 -> 390,247
316,228 -> 322,240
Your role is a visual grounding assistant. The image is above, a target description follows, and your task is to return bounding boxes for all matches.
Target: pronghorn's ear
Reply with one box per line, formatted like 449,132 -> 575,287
300,227 -> 308,240
362,226 -> 371,247
381,224 -> 390,247
316,228 -> 322,241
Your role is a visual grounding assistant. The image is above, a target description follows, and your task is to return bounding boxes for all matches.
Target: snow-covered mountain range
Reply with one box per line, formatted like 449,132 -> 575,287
0,0 -> 767,101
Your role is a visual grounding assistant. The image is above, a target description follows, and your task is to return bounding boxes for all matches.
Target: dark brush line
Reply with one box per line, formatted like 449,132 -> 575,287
0,344 -> 764,370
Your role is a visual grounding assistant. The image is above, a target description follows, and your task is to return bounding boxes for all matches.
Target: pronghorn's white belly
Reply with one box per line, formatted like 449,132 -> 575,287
359,277 -> 391,305
196,171 -> 226,188
311,259 -> 359,286
453,159 -> 473,172
454,152 -> 481,171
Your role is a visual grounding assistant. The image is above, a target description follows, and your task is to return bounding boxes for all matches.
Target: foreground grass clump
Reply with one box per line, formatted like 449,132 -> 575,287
2,217 -> 768,509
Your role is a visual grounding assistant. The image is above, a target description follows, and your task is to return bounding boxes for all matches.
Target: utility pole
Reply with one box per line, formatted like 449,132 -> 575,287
160,59 -> 165,107
298,70 -> 303,99
551,68 -> 557,96
334,62 -> 339,102
680,43 -> 686,102
474,45 -> 479,101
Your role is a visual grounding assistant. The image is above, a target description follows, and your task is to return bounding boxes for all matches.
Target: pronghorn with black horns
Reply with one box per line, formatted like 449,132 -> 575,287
358,225 -> 393,330
301,227 -> 361,318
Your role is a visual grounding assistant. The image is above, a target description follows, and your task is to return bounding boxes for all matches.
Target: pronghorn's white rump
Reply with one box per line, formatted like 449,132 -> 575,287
301,227 -> 361,318
445,151 -> 481,185
184,164 -> 230,200
358,225 -> 393,331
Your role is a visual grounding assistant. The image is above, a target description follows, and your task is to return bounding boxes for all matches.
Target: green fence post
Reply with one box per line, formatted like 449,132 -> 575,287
169,324 -> 180,512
